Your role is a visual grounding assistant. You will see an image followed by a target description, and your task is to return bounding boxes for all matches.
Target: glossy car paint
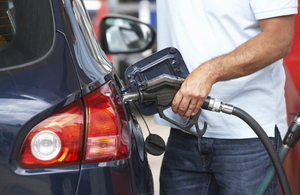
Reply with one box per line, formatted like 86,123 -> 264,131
0,0 -> 153,194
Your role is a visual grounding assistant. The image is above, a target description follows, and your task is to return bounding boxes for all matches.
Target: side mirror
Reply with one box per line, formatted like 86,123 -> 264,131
99,15 -> 156,54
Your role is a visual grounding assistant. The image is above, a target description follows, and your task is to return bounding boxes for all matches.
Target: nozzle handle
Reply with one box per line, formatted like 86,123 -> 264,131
157,105 -> 207,137
283,110 -> 300,148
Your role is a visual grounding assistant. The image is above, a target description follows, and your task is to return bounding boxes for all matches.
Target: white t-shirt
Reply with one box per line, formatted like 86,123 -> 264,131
154,0 -> 298,139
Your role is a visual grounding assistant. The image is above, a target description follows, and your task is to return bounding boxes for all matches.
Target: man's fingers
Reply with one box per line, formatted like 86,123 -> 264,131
171,92 -> 183,114
177,98 -> 191,116
183,99 -> 203,119
182,103 -> 196,119
172,88 -> 206,118
194,100 -> 203,115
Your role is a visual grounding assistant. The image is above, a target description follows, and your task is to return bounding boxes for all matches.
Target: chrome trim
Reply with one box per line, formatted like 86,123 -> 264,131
144,74 -> 184,88
73,0 -> 112,72
207,98 -> 222,112
283,144 -> 291,150
122,92 -> 139,102
295,116 -> 300,124
207,98 -> 233,114
221,104 -> 234,114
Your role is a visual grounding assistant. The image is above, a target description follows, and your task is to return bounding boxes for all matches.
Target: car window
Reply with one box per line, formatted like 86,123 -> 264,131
0,0 -> 54,69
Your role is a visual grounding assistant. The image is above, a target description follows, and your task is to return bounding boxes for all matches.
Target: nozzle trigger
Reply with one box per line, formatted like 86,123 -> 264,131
157,105 -> 207,137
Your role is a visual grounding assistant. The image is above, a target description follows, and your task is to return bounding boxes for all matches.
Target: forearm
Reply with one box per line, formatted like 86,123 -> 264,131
202,15 -> 294,84
172,15 -> 295,118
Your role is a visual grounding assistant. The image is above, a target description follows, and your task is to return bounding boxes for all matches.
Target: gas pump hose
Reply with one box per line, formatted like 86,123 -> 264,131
255,110 -> 300,195
255,146 -> 289,195
202,97 -> 292,195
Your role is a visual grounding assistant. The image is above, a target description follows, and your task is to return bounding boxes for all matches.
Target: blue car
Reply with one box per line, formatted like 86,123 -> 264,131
0,0 -> 156,194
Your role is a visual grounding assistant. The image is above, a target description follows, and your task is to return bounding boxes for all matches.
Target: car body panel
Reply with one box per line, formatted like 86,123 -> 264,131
0,0 -> 153,194
0,33 -> 81,195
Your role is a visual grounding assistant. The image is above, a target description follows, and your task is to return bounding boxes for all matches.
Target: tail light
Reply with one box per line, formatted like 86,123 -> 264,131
83,81 -> 129,163
18,81 -> 129,169
18,101 -> 84,169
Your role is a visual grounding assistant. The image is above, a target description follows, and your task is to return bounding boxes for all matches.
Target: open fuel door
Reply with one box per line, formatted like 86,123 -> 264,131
121,47 -> 207,138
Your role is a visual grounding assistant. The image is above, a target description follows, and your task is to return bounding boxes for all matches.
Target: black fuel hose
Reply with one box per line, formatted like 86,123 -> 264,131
202,97 -> 291,195
231,107 -> 291,195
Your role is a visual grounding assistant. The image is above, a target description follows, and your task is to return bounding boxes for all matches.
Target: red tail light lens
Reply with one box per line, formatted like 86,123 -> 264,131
83,81 -> 129,163
18,80 -> 129,168
18,101 -> 84,169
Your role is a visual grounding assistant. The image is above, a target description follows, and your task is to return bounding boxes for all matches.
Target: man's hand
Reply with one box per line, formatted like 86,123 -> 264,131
171,63 -> 216,119
171,15 -> 294,119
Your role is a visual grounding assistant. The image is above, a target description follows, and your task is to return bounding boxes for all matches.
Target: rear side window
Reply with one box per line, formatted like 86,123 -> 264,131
0,0 -> 54,69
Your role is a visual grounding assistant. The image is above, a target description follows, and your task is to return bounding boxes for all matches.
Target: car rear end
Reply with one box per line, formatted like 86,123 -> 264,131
0,0 -> 153,194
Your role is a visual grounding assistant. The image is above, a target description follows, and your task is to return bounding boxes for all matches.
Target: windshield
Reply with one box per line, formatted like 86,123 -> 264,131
0,0 -> 54,69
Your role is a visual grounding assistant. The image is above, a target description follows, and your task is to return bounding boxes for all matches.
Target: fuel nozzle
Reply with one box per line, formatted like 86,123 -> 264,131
122,74 -> 207,137
122,74 -> 183,103
283,110 -> 300,149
